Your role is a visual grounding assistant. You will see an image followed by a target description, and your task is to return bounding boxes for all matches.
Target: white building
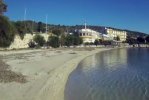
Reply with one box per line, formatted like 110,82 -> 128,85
78,23 -> 104,43
79,28 -> 102,43
106,28 -> 127,42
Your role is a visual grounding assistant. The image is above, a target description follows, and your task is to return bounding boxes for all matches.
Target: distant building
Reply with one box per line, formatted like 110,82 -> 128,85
106,28 -> 127,42
0,0 -> 7,15
78,23 -> 103,43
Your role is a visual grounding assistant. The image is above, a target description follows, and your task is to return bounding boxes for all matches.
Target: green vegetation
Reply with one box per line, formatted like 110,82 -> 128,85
37,22 -> 45,33
52,29 -> 63,36
0,16 -> 16,47
64,34 -> 83,47
0,0 -> 7,15
9,20 -> 148,38
126,36 -> 137,45
114,36 -> 120,41
13,21 -> 26,39
47,36 -> 60,48
60,34 -> 66,46
28,40 -> 36,48
145,35 -> 149,44
33,34 -> 45,47
137,37 -> 145,44
94,39 -> 99,46
0,1 -> 16,47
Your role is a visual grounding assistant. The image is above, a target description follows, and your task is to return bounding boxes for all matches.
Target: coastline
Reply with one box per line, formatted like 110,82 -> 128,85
34,47 -> 114,100
0,47 -> 115,100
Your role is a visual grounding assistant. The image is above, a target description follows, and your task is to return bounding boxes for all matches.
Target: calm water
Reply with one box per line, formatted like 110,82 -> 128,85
65,48 -> 149,100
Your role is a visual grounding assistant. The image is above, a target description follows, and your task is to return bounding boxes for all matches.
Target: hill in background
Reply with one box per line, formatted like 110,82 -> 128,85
11,20 -> 148,38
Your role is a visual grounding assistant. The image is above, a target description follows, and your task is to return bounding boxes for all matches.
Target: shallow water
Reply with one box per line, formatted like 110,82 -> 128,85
65,48 -> 149,100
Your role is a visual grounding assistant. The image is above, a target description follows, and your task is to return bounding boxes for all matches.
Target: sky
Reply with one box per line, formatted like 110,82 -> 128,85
5,0 -> 149,34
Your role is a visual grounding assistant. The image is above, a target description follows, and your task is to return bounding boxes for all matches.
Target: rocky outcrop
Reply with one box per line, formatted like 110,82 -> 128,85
7,34 -> 50,50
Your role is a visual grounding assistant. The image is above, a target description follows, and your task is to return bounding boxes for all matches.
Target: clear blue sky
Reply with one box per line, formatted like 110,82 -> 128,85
5,0 -> 149,34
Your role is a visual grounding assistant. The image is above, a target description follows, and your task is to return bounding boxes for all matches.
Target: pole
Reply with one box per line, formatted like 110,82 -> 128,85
24,8 -> 27,33
46,15 -> 48,34
85,22 -> 87,29
24,8 -> 27,21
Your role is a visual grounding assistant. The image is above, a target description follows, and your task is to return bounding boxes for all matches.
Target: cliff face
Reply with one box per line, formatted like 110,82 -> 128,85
2,34 -> 50,50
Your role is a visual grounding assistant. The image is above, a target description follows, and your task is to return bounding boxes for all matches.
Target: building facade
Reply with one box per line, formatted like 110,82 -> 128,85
78,28 -> 102,43
106,28 -> 127,42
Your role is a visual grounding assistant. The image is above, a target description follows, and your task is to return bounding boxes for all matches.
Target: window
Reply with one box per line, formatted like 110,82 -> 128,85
80,33 -> 82,36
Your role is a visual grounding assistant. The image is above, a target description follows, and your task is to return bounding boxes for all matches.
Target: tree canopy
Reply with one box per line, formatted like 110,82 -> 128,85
0,0 -> 7,15
33,34 -> 45,47
52,29 -> 63,36
0,16 -> 16,47
145,36 -> 149,44
64,34 -> 83,47
47,36 -> 60,48
137,37 -> 145,44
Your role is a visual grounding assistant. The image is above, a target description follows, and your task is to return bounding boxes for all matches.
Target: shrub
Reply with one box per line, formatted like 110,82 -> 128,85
33,34 -> 45,47
28,40 -> 36,48
64,35 -> 83,47
47,36 -> 60,48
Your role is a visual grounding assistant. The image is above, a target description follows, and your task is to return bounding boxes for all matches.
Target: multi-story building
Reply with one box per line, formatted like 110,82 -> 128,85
106,28 -> 127,42
78,28 -> 102,43
78,23 -> 103,43
78,24 -> 113,43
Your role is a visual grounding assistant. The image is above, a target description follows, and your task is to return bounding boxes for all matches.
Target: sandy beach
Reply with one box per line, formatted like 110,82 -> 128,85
0,47 -> 113,100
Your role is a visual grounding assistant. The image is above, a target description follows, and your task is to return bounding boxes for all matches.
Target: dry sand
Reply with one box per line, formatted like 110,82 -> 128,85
0,47 -> 113,100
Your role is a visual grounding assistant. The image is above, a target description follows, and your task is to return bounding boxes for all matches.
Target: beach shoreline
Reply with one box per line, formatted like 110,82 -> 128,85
0,47 -> 116,100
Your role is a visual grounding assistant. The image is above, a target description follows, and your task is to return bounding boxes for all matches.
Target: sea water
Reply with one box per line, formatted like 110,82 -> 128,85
65,48 -> 149,100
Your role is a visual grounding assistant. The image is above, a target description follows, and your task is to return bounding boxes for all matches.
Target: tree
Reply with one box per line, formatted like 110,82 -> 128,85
0,16 -> 16,47
52,29 -> 62,36
94,39 -> 99,46
64,34 -> 82,47
145,35 -> 149,44
37,22 -> 45,33
114,36 -> 120,41
13,21 -> 27,39
47,36 -> 60,48
60,33 -> 66,47
64,35 -> 73,47
0,0 -> 7,15
137,36 -> 145,47
73,36 -> 83,46
33,34 -> 45,47
137,37 -> 145,44
126,36 -> 137,45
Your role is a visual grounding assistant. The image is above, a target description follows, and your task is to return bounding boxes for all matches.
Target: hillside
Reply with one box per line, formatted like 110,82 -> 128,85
12,20 -> 148,37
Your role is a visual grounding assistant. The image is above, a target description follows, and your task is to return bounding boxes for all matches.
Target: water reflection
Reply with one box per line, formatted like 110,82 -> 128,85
78,49 -> 127,72
65,48 -> 149,100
